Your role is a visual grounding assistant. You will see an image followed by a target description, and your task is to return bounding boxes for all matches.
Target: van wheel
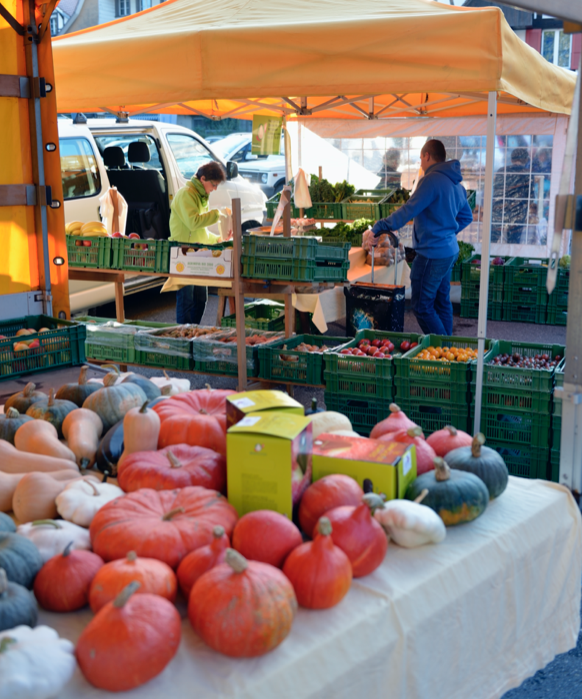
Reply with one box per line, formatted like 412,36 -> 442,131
242,220 -> 262,232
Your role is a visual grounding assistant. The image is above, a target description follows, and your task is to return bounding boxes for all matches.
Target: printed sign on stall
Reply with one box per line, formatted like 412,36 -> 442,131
251,115 -> 283,156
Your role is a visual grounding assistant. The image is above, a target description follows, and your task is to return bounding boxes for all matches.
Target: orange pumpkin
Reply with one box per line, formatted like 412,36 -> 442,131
117,444 -> 226,494
370,403 -> 417,440
89,486 -> 238,568
33,542 -> 104,612
378,426 -> 436,475
76,582 -> 181,691
232,510 -> 302,568
426,425 -> 473,457
283,517 -> 352,609
189,549 -> 297,657
153,389 -> 235,456
298,474 -> 364,538
177,525 -> 229,599
89,551 -> 177,612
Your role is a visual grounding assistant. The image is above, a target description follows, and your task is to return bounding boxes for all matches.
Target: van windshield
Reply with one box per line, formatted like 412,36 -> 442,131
166,133 -> 219,179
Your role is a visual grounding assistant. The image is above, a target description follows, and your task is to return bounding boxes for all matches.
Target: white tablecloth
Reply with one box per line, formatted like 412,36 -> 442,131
41,477 -> 582,699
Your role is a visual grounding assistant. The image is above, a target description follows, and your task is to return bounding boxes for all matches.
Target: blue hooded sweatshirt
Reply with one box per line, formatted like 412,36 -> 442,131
372,160 -> 473,259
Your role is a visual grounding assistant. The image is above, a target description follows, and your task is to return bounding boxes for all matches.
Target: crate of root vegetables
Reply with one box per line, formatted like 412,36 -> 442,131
134,325 -> 223,371
258,335 -> 349,386
193,328 -> 285,377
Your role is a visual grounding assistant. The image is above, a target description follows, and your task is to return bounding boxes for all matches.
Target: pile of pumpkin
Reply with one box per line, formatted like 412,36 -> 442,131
0,371 -> 509,697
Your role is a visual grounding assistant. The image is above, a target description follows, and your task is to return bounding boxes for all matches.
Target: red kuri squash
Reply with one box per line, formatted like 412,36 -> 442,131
89,550 -> 177,612
76,582 -> 181,691
283,517 -> 352,609
325,499 -> 388,577
117,444 -> 226,494
378,426 -> 436,475
33,542 -> 104,612
153,389 -> 235,456
426,425 -> 473,457
189,549 -> 297,657
177,525 -> 229,598
232,510 -> 302,568
89,486 -> 238,568
370,403 -> 417,440
298,474 -> 364,538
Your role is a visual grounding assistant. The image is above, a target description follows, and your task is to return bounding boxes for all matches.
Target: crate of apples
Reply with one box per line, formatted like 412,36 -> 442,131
340,337 -> 417,359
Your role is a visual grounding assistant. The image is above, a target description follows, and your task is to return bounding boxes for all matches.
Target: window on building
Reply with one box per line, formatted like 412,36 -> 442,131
59,138 -> 101,200
116,0 -> 131,17
542,29 -> 572,68
137,0 -> 153,10
50,14 -> 59,35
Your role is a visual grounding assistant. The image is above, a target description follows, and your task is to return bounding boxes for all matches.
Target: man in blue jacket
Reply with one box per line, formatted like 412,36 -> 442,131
372,139 -> 473,335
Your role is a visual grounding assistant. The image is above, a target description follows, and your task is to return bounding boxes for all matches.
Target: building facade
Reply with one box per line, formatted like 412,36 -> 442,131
51,0 -> 165,36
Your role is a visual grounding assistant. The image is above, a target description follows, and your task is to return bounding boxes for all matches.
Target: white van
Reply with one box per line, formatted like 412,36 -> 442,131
59,117 -> 267,313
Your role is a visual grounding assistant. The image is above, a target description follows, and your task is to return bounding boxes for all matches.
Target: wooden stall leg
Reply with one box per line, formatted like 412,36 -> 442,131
114,275 -> 125,323
232,199 -> 247,391
216,295 -> 227,326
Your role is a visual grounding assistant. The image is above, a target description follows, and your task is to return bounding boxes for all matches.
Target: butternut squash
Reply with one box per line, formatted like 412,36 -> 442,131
0,440 -> 79,474
12,471 -> 89,523
119,400 -> 160,463
0,469 -> 80,513
62,409 -> 104,469
14,420 -> 76,463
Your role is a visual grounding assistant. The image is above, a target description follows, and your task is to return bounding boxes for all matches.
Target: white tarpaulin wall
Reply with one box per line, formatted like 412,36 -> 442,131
289,114 -> 570,258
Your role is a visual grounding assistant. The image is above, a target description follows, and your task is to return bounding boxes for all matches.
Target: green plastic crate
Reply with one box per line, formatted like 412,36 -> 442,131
552,414 -> 562,450
502,302 -> 546,325
461,254 -> 509,285
241,256 -> 349,283
324,371 -> 393,401
461,281 -> 504,304
111,238 -> 170,273
133,325 -> 221,370
242,235 -> 350,263
549,448 -> 560,482
470,340 -> 564,393
221,302 -> 285,332
451,264 -> 462,282
478,407 -> 551,448
460,299 -> 504,321
193,328 -> 284,377
66,235 -> 112,269
397,399 -> 470,436
258,335 -> 348,386
265,192 -> 343,220
466,189 -> 477,211
341,190 -> 389,220
0,315 -> 85,381
394,376 -> 468,405
469,384 -> 552,414
84,322 -> 150,364
486,441 -> 550,479
324,393 -> 392,436
546,306 -> 567,326
505,257 -> 549,288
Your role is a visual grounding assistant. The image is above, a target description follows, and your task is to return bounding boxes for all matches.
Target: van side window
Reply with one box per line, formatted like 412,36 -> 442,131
167,134 -> 217,179
60,137 -> 101,200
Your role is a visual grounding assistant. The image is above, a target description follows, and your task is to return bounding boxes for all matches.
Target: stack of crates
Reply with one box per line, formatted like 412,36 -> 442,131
546,268 -> 569,326
460,254 -> 509,320
393,335 -> 489,436
221,301 -> 285,332
503,257 -> 549,324
470,340 -> 564,479
323,330 -> 421,436
550,359 -> 565,481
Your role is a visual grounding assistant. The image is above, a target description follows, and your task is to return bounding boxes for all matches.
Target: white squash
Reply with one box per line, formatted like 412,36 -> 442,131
366,492 -> 446,548
149,371 -> 190,395
56,478 -> 123,527
14,420 -> 76,463
327,429 -> 362,438
308,411 -> 353,438
17,519 -> 91,563
0,625 -> 76,699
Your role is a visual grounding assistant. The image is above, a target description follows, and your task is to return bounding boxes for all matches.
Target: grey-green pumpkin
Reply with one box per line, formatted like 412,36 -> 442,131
55,365 -> 101,407
121,373 -> 161,401
82,372 -> 147,433
0,514 -> 16,534
0,532 -> 43,589
444,433 -> 509,500
0,568 -> 37,632
4,382 -> 47,414
0,408 -> 34,445
25,388 -> 77,439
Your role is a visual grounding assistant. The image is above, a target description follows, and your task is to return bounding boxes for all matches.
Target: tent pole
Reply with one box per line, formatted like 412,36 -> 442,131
473,91 -> 497,433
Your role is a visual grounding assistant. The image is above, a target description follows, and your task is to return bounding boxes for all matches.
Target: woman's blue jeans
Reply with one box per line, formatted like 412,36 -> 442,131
176,285 -> 208,325
410,253 -> 458,336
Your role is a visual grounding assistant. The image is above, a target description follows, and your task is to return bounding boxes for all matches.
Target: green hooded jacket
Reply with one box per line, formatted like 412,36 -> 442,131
169,176 -> 221,244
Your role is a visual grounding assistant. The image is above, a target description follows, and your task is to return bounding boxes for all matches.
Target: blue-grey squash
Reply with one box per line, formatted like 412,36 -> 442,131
55,365 -> 101,407
0,513 -> 16,534
0,532 -> 43,589
4,382 -> 47,414
0,568 -> 37,631
121,373 -> 162,401
25,388 -> 77,439
0,408 -> 34,445
82,372 -> 147,433
444,433 -> 509,500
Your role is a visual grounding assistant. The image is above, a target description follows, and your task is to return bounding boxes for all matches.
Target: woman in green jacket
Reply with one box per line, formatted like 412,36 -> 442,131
169,161 -> 229,324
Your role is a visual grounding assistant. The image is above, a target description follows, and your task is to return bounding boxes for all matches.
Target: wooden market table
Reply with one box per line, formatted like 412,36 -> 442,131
38,478 -> 582,699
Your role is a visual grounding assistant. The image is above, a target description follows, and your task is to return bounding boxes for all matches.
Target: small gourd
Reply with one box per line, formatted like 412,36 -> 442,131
55,365 -> 100,406
121,373 -> 162,401
149,371 -> 190,395
14,420 -> 76,463
308,411 -> 352,438
0,568 -> 38,632
0,408 -> 34,445
56,478 -> 124,527
444,433 -> 509,500
4,383 -> 47,414
25,389 -> 77,438
283,517 -> 352,609
0,532 -> 43,588
82,372 -> 148,433
17,520 -> 91,564
119,400 -> 160,462
405,457 -> 489,526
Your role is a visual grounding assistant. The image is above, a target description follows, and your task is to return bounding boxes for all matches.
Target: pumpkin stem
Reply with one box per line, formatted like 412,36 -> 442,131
103,372 -> 119,387
433,457 -> 451,482
113,581 -> 141,608
48,388 -> 55,406
162,506 -> 185,521
80,458 -> 90,470
23,382 -> 36,397
472,433 -> 486,458
127,551 -> 138,562
199,408 -> 208,415
86,479 -> 100,497
63,541 -> 75,557
204,383 -> 213,391
362,492 -> 385,514
317,516 -> 332,537
5,407 -> 20,419
225,548 -> 248,573
31,519 -> 62,529
445,426 -> 457,436
139,400 -> 150,414
389,403 -> 402,414
213,525 -> 225,538
166,451 -> 182,469
407,426 -> 424,439
78,365 -> 89,386
414,489 -> 429,504
161,385 -> 173,396
102,364 -> 120,374
0,637 -> 16,654
0,568 -> 7,595
163,370 -> 170,380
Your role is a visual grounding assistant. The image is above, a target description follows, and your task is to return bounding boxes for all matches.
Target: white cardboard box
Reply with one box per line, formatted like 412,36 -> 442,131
169,245 -> 233,278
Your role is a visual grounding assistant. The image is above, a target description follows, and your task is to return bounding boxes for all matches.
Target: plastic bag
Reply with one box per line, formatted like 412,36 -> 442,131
294,168 -> 312,210
99,187 -> 128,235
218,207 -> 232,240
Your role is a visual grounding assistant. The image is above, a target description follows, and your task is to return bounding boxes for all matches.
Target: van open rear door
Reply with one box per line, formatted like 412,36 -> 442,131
0,0 -> 69,320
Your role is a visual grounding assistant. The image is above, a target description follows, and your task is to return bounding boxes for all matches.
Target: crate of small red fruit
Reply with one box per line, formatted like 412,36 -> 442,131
461,254 -> 510,285
323,331 -> 422,401
111,235 -> 171,273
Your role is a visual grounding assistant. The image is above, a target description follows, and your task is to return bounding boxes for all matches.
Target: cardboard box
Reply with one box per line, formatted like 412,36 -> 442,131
169,245 -> 233,278
227,412 -> 312,518
312,433 -> 417,500
226,390 -> 304,429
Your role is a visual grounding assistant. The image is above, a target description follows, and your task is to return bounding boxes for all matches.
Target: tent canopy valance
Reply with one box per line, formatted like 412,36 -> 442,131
52,0 -> 575,119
